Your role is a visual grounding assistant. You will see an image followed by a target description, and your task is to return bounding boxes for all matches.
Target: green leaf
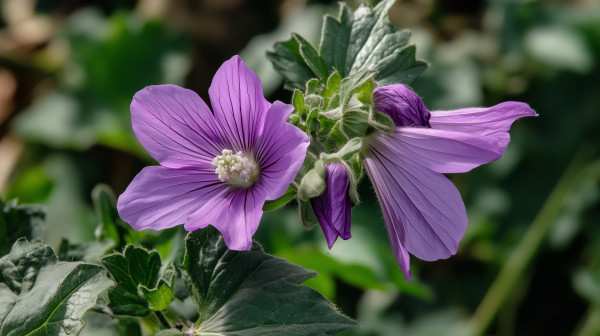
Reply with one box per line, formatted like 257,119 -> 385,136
100,245 -> 173,316
263,186 -> 297,211
267,37 -> 314,91
0,198 -> 46,257
92,184 -> 123,244
182,227 -> 356,336
58,238 -> 115,262
0,239 -> 113,336
268,0 -> 427,91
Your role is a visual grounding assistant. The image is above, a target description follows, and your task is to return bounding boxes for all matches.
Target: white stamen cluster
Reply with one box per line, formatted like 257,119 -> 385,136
211,149 -> 257,187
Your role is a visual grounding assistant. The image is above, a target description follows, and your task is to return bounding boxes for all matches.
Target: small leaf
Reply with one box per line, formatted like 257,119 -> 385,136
139,264 -> 175,311
182,227 -> 356,336
0,239 -> 113,336
267,37 -> 314,91
101,245 -> 173,316
0,198 -> 46,257
292,89 -> 305,111
263,186 -> 297,211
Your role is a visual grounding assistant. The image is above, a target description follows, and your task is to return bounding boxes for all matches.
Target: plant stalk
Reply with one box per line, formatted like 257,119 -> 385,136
468,147 -> 593,336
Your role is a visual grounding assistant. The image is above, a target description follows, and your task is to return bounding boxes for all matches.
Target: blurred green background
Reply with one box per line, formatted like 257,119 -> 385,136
0,0 -> 599,335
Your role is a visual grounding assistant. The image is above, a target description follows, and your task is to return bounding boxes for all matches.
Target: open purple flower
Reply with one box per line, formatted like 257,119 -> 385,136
364,84 -> 537,280
310,162 -> 352,248
117,56 -> 309,250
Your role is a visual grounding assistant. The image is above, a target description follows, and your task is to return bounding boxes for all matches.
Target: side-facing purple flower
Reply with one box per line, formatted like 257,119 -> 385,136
117,56 -> 309,250
310,162 -> 352,248
365,84 -> 537,280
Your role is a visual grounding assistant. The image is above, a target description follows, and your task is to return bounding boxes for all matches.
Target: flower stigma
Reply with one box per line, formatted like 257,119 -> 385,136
211,149 -> 259,188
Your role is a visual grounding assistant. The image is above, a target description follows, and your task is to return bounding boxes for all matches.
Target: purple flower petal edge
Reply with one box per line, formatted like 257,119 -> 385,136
118,56 -> 309,251
310,162 -> 352,249
365,83 -> 537,280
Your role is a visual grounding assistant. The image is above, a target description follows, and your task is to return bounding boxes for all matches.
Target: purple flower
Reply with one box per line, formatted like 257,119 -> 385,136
117,56 -> 309,250
310,162 -> 352,248
364,84 -> 537,280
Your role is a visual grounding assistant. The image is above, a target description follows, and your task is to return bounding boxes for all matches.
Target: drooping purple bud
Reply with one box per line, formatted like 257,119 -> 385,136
372,84 -> 431,128
310,162 -> 352,249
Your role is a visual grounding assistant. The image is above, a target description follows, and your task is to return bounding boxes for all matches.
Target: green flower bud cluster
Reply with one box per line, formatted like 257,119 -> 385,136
284,69 -> 396,226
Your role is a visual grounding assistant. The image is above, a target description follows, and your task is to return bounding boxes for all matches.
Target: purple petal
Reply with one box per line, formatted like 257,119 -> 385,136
430,102 -> 538,152
184,188 -> 265,251
310,162 -> 352,249
131,85 -> 225,168
208,55 -> 271,152
373,127 -> 505,174
253,101 -> 310,200
117,166 -> 225,231
372,84 -> 431,127
364,136 -> 468,278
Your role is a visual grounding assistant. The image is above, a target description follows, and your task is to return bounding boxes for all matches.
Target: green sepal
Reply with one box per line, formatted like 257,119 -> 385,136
298,199 -> 320,229
321,137 -> 363,162
370,110 -> 396,133
298,160 -> 326,201
263,186 -> 297,211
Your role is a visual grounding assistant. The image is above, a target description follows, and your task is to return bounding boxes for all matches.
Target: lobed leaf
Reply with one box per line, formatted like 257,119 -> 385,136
182,227 -> 356,336
100,245 -> 174,316
268,0 -> 427,91
0,239 -> 113,336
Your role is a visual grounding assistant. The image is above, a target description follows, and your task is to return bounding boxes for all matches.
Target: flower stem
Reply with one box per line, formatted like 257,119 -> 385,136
155,311 -> 171,330
468,146 -> 594,336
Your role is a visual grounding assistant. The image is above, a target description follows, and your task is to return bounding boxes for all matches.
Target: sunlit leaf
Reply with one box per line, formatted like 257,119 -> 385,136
0,239 -> 113,336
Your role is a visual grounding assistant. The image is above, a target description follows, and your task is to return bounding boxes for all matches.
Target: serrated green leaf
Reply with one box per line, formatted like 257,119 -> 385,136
267,37 -> 314,91
101,245 -> 173,316
182,227 -> 356,336
263,186 -> 297,211
375,45 -> 428,86
319,4 -> 353,75
0,239 -> 113,336
295,34 -> 329,82
0,198 -> 46,257
268,0 -> 426,91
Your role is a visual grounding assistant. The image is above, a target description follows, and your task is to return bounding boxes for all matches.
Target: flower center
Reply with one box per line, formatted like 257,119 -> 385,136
211,149 -> 258,188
